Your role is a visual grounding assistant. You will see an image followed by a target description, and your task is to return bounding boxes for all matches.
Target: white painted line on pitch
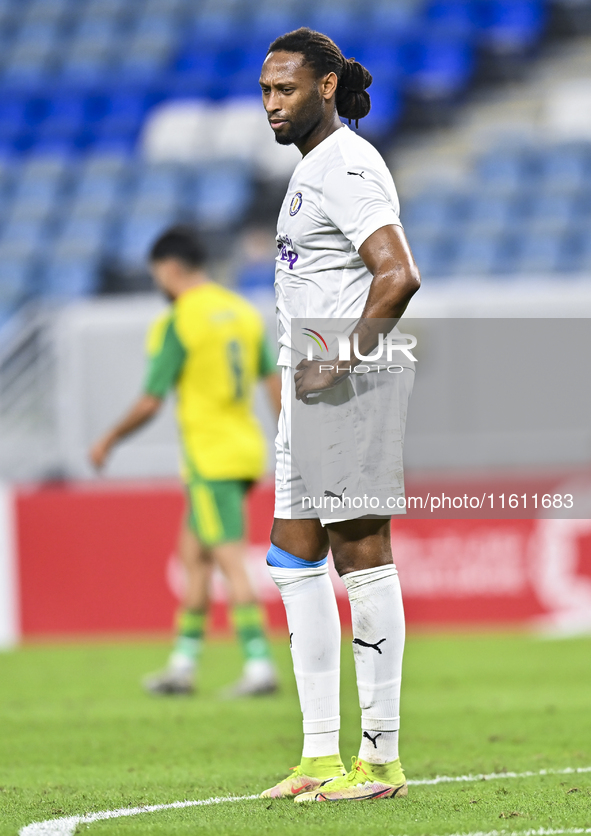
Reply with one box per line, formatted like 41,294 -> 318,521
19,794 -> 259,836
442,830 -> 591,836
408,765 -> 591,786
19,766 -> 591,836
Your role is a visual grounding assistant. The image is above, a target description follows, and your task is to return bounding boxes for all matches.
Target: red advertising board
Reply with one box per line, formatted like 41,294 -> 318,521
10,474 -> 591,640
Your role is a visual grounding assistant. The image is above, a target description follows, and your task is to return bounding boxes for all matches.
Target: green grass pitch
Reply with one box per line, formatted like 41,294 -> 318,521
1,632 -> 590,835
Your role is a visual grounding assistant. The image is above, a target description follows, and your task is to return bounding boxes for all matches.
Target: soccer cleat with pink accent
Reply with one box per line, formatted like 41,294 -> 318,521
294,756 -> 408,802
261,757 -> 346,799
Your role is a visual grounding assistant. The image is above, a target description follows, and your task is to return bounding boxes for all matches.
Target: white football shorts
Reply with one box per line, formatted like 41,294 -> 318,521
274,364 -> 414,524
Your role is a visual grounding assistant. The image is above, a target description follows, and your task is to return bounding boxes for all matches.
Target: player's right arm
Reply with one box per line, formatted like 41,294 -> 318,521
89,395 -> 163,470
89,312 -> 187,471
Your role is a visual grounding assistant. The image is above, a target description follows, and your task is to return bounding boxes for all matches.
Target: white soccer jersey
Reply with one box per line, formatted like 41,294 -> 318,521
275,124 -> 402,366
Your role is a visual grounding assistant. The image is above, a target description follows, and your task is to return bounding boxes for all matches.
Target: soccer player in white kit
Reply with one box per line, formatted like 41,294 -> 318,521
258,28 -> 421,802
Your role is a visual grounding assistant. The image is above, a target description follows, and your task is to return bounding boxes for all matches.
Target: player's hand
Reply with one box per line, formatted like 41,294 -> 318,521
89,438 -> 111,471
294,359 -> 340,404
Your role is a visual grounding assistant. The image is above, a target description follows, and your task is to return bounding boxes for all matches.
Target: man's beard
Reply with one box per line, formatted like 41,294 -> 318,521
273,89 -> 323,146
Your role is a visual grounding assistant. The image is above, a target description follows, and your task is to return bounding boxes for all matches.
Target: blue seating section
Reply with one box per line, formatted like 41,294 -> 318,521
0,0 -> 572,318
0,152 -> 254,308
402,141 -> 591,278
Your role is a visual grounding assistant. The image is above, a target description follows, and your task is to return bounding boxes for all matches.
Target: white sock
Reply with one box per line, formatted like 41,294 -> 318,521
342,564 -> 405,766
269,563 -> 341,758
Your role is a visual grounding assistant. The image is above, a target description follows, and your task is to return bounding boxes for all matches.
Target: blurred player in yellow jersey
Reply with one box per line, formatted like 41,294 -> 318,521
89,225 -> 281,697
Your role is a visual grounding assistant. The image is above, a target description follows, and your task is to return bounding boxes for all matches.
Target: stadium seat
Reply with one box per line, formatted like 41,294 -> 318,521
512,230 -> 567,274
0,218 -> 48,259
0,259 -> 32,308
116,215 -> 174,264
359,81 -> 403,142
423,0 -> 478,35
193,163 -> 253,229
36,95 -> 88,143
463,192 -> 524,234
537,143 -> 591,192
448,231 -> 513,275
475,147 -> 535,193
477,0 -> 547,48
141,99 -> 216,164
42,256 -> 101,298
22,0 -> 72,26
522,193 -> 579,234
405,234 -> 454,278
53,216 -> 108,259
402,30 -> 475,98
402,188 -> 462,236
476,0 -> 547,80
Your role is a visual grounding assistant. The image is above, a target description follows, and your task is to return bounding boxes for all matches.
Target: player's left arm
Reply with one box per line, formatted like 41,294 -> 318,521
295,224 -> 420,402
353,223 -> 421,357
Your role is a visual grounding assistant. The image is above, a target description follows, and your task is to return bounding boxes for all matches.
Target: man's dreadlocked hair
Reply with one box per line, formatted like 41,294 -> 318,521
267,27 -> 372,126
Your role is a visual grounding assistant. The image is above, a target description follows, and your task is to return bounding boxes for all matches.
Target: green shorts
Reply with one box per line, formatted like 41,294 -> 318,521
186,476 -> 253,546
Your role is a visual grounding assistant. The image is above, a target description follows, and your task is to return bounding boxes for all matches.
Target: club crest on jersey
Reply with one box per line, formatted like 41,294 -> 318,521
289,192 -> 303,216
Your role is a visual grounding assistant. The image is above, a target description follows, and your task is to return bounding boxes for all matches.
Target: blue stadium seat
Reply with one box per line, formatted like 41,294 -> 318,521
116,214 -> 174,263
367,0 -> 423,37
537,143 -> 591,192
569,233 -> 591,273
87,136 -> 137,155
350,39 -> 406,81
22,0 -> 73,26
423,0 -> 478,35
475,147 -> 535,193
359,81 -> 402,141
402,30 -> 475,98
192,163 -> 253,228
463,192 -> 524,234
237,261 -> 275,293
94,92 -> 151,141
36,95 -> 88,142
0,218 -> 48,259
307,8 -> 362,43
0,96 -> 29,146
511,230 -> 567,274
0,259 -> 32,308
30,136 -> 80,156
42,256 -> 101,298
522,192 -> 579,234
476,0 -> 547,49
402,188 -> 463,235
448,231 -> 513,275
405,234 -> 454,278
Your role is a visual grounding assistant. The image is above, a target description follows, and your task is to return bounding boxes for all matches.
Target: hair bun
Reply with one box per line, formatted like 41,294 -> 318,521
340,58 -> 372,93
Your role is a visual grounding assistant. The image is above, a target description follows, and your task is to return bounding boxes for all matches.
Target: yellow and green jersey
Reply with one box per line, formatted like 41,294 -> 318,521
144,282 -> 276,481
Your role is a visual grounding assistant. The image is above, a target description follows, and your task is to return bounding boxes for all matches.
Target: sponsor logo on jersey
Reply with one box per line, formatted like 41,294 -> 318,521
289,191 -> 303,215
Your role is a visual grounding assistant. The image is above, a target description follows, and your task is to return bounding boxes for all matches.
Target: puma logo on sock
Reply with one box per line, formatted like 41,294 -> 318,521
353,637 -> 387,654
363,731 -> 382,749
324,487 -> 346,501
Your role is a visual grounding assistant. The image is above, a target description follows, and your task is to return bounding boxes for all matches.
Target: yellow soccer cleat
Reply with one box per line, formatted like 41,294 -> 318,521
261,755 -> 346,799
294,756 -> 408,802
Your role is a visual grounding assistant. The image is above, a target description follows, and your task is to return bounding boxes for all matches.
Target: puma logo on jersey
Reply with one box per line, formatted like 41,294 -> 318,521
324,488 -> 346,501
347,170 -> 365,178
353,637 -> 387,654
